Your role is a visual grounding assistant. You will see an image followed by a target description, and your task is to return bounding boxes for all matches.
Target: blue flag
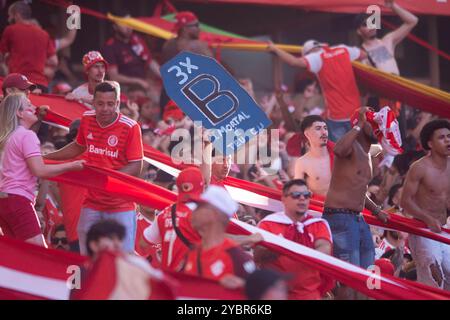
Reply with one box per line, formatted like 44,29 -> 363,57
161,51 -> 272,156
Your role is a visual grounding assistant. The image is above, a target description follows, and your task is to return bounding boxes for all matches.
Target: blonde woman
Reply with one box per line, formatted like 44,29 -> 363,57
0,93 -> 84,247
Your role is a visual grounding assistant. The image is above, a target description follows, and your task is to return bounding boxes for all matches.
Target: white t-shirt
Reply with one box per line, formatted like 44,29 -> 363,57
71,83 -> 93,109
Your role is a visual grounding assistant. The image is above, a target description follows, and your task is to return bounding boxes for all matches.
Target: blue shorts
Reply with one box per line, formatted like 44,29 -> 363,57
323,208 -> 375,269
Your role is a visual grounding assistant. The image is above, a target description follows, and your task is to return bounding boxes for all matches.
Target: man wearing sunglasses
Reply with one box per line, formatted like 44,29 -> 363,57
50,224 -> 70,251
254,179 -> 333,300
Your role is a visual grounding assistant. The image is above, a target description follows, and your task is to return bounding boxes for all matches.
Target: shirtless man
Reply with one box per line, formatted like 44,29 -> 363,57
355,0 -> 418,76
160,11 -> 213,108
323,107 -> 388,299
294,115 -> 332,197
401,119 -> 450,290
355,0 -> 418,133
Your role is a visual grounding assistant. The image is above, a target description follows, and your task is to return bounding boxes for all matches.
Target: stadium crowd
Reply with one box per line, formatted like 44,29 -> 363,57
0,0 -> 449,299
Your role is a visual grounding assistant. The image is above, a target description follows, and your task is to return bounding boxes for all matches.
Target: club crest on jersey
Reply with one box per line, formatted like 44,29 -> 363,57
181,182 -> 194,193
108,135 -> 118,147
210,260 -> 225,277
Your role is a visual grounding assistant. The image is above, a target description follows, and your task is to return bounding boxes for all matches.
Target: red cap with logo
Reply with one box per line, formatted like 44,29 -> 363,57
2,73 -> 36,91
174,11 -> 198,31
82,51 -> 108,72
176,167 -> 204,203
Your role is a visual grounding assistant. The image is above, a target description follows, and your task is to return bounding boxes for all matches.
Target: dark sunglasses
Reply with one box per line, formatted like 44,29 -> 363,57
287,191 -> 312,199
51,237 -> 68,245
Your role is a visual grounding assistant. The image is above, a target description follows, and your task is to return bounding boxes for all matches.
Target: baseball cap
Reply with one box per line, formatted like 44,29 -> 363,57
82,51 -> 108,72
245,269 -> 291,300
174,11 -> 199,31
2,73 -> 36,91
176,167 -> 204,203
195,185 -> 238,219
375,258 -> 395,276
302,40 -> 326,56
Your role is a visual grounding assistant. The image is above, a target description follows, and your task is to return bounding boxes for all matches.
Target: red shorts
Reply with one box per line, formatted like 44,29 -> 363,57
0,193 -> 42,240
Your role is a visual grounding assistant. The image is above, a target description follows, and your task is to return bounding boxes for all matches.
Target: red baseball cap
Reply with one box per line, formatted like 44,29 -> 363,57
176,167 -> 204,203
174,11 -> 198,31
82,51 -> 108,72
2,73 -> 36,91
374,258 -> 395,276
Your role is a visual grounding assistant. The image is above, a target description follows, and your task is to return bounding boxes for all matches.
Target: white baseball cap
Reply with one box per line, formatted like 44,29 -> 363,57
196,185 -> 238,218
302,40 -> 326,56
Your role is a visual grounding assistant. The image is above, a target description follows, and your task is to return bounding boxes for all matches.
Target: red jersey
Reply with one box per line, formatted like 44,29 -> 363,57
144,202 -> 201,271
305,45 -> 362,120
258,211 -> 332,300
0,22 -> 56,86
183,238 -> 255,281
75,111 -> 143,212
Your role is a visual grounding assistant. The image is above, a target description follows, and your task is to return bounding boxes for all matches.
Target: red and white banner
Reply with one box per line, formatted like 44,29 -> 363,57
0,236 -> 245,300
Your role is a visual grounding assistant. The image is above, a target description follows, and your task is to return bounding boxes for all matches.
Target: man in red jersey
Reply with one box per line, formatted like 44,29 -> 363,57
182,185 -> 256,289
0,1 -> 57,92
143,167 -> 204,271
268,39 -> 367,142
44,81 -> 143,255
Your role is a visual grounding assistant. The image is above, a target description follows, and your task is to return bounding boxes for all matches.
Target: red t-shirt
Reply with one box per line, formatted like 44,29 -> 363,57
305,45 -> 362,121
75,111 -> 143,212
0,22 -> 55,86
144,202 -> 201,271
183,238 -> 255,281
258,212 -> 332,300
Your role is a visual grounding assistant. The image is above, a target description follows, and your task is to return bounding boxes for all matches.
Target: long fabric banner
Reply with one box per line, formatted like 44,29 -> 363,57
0,236 -> 245,300
176,0 -> 450,16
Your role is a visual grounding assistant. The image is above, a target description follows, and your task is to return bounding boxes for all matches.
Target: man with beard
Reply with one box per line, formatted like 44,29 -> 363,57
323,107 -> 389,299
65,51 -> 107,108
294,115 -> 333,197
160,11 -> 212,108
401,119 -> 450,290
101,9 -> 160,91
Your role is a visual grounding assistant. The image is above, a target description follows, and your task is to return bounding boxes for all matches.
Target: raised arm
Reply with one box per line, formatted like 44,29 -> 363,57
400,161 -> 442,232
333,107 -> 368,158
383,0 -> 419,46
267,42 -> 308,68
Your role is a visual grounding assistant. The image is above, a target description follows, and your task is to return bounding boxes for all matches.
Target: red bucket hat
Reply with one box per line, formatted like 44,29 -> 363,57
82,51 -> 108,72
